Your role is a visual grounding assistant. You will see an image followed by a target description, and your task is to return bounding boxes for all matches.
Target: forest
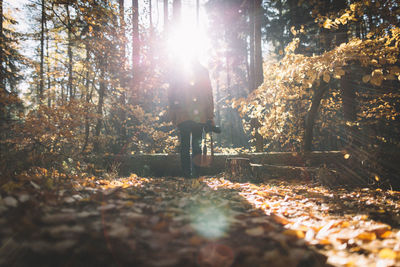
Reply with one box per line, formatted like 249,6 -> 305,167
0,0 -> 400,266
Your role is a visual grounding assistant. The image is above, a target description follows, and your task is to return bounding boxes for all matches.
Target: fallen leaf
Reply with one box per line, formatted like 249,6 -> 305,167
283,229 -> 305,239
189,235 -> 204,246
245,226 -> 264,236
197,243 -> 234,267
378,248 -> 397,259
356,231 -> 376,242
3,196 -> 18,207
270,214 -> 290,225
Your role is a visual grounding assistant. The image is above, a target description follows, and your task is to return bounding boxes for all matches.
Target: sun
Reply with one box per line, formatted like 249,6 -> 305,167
166,19 -> 210,68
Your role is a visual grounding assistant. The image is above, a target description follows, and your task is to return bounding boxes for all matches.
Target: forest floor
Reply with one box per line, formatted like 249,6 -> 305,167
1,174 -> 400,267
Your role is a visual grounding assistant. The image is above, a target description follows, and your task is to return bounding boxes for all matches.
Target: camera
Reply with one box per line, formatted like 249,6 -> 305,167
204,120 -> 221,134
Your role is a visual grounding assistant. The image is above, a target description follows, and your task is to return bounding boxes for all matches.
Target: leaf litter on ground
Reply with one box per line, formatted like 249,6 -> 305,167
0,173 -> 399,266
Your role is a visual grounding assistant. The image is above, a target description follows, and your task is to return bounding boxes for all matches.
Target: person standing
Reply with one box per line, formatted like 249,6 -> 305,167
168,59 -> 214,178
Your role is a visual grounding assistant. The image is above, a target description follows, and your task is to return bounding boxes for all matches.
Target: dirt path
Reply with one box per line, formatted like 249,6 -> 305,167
1,175 -> 399,266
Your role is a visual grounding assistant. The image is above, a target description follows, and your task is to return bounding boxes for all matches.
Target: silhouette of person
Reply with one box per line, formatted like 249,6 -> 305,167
168,58 -> 214,178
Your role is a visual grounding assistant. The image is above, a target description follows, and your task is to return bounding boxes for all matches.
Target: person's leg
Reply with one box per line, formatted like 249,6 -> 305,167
191,122 -> 203,177
178,121 -> 191,177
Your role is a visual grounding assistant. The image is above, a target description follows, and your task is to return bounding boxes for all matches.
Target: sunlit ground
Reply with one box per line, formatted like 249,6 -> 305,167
204,177 -> 400,266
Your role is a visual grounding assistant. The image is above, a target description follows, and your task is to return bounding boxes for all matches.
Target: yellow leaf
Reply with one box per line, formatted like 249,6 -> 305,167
372,69 -> 383,76
335,68 -> 345,77
271,214 -> 290,225
323,73 -> 330,83
356,231 -> 376,242
290,26 -> 297,36
370,75 -> 383,86
389,66 -> 400,75
323,19 -> 332,29
245,226 -> 264,236
283,229 -> 305,239
378,248 -> 396,259
362,75 -> 370,83
318,238 -> 331,245
378,230 -> 392,239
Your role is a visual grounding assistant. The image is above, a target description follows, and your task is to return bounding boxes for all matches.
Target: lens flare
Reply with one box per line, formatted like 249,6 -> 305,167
188,204 -> 230,239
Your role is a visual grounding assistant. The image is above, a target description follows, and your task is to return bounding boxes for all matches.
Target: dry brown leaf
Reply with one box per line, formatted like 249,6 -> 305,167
189,235 -> 204,246
245,226 -> 264,236
197,243 -> 234,267
282,229 -> 305,239
271,214 -> 290,225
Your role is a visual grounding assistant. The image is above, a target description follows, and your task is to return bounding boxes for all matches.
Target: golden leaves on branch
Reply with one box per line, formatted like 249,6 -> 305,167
371,69 -> 384,86
237,29 -> 399,149
323,73 -> 331,83
362,75 -> 370,83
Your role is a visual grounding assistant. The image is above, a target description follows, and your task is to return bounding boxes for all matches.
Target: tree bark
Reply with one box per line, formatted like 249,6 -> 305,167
149,0 -> 153,63
304,83 -> 329,152
46,16 -> 51,107
94,64 -> 106,151
225,158 -> 251,182
341,72 -> 357,146
118,0 -> 127,141
0,0 -> 3,92
39,0 -> 45,102
66,4 -> 73,100
172,0 -> 181,24
118,0 -> 126,67
251,118 -> 263,152
248,0 -> 255,91
132,0 -> 139,72
196,0 -> 200,27
163,0 -> 168,31
82,45 -> 91,153
254,0 -> 263,89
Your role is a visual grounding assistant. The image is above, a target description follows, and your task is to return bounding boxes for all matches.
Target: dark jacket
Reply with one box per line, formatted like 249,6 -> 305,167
168,62 -> 214,126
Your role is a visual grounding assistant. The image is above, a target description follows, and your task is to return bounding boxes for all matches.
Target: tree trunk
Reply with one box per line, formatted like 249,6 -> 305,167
172,0 -> 181,24
132,0 -> 139,72
341,73 -> 357,146
39,0 -> 45,102
94,64 -> 106,151
0,0 -> 4,93
254,0 -> 263,89
225,158 -> 251,182
304,83 -> 329,152
163,0 -> 168,31
118,0 -> 126,67
248,0 -> 255,91
196,0 -> 200,27
130,0 -> 140,102
215,78 -> 221,145
118,0 -> 127,141
149,0 -> 153,63
45,15 -> 51,107
82,45 -> 91,153
251,118 -> 263,152
66,4 -> 73,100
